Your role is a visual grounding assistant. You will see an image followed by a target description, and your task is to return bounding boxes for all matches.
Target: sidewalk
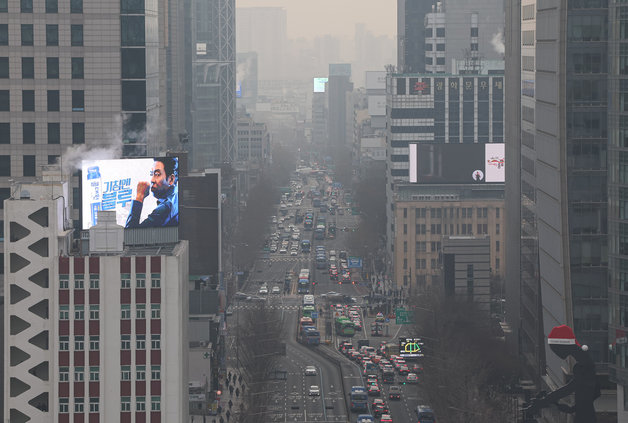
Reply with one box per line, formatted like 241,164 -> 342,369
210,367 -> 246,423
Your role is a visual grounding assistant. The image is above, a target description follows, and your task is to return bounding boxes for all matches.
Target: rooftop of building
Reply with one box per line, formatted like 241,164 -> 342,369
394,183 -> 504,202
391,71 -> 504,77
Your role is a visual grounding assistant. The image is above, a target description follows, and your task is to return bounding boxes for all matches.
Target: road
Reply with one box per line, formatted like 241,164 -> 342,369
230,176 -> 422,422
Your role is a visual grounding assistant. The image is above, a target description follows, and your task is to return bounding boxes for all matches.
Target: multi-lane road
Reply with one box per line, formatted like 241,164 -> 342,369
229,178 -> 423,422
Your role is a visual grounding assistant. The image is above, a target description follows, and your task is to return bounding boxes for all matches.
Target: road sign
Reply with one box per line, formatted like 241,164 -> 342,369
311,312 -> 319,319
395,308 -> 414,325
347,257 -> 362,268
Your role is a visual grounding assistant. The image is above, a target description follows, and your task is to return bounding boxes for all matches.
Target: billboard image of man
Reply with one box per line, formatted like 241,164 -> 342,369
125,157 -> 179,228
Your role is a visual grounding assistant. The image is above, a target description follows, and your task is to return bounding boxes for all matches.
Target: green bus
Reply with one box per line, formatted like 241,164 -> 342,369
335,317 -> 356,337
302,305 -> 316,319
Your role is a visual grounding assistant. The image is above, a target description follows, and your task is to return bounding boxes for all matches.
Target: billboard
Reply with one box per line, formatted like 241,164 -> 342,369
82,157 -> 179,229
313,77 -> 328,93
399,337 -> 424,358
365,71 -> 386,90
368,95 -> 386,116
408,143 -> 505,184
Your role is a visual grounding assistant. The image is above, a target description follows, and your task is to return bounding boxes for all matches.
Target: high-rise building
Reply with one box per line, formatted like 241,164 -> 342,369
505,0 -> 611,407
4,176 -> 190,422
327,64 -> 352,149
397,0 -> 433,73
190,0 -> 235,169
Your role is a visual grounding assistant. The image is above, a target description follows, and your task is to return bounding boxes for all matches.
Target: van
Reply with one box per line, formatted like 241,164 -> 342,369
416,405 -> 435,422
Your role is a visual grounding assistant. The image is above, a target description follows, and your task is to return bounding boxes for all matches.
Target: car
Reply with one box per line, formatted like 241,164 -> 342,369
258,287 -> 268,295
290,249 -> 298,256
304,366 -> 317,376
372,402 -> 389,417
270,245 -> 278,253
406,373 -> 418,384
388,386 -> 402,400
367,378 -> 378,386
308,385 -> 320,396
375,313 -> 385,323
234,292 -> 248,300
279,248 -> 287,254
356,415 -> 375,423
416,405 -> 436,423
272,286 -> 281,294
379,414 -> 393,423
367,384 -> 381,396
398,365 -> 410,375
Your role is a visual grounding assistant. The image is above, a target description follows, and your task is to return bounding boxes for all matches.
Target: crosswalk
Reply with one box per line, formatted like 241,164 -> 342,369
231,304 -> 301,311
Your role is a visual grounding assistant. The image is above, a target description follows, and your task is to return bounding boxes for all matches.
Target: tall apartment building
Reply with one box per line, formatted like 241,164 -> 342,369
505,0 -> 612,413
397,0 -> 433,73
424,0 -> 505,74
327,64 -> 352,149
4,178 -> 189,422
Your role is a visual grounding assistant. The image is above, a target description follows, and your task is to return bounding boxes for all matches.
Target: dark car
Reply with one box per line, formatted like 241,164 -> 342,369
416,405 -> 436,423
373,404 -> 389,417
388,385 -> 402,400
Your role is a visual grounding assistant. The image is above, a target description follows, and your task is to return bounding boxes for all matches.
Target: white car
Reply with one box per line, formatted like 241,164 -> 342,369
290,250 -> 298,256
258,287 -> 268,295
272,286 -> 281,294
304,366 -> 317,376
308,385 -> 320,396
279,248 -> 287,254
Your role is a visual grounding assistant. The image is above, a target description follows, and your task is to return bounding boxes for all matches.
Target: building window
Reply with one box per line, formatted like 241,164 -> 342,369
121,16 -> 145,46
46,57 -> 59,79
121,81 -> 146,111
22,90 -> 34,112
89,367 -> 99,381
436,27 -> 445,37
47,90 -> 60,111
59,398 -> 69,413
75,335 -> 84,350
75,398 -> 84,413
21,24 -> 33,46
23,155 -> 35,177
121,397 -> 131,412
89,336 -> 99,350
121,334 -> 130,350
89,305 -> 99,321
436,43 -> 445,51
121,366 -> 131,380
495,258 -> 500,269
72,122 -> 85,144
425,43 -> 432,51
496,208 -> 500,218
74,305 -> 84,320
151,334 -> 160,349
74,277 -> 84,289
22,57 -> 35,79
48,155 -> 58,165
121,276 -> 131,288
0,0 -> 7,12
59,367 -> 69,381
151,365 -> 160,380
23,123 -> 35,144
403,224 -> 407,234
46,24 -> 59,46
121,48 -> 146,78
151,278 -> 160,288
136,335 -> 145,350
0,25 -> 6,46
72,57 -> 84,79
403,208 -> 407,218
403,241 -> 407,253
471,27 -> 479,37
0,57 -> 7,78
151,396 -> 160,412
136,277 -> 145,288
0,90 -> 8,111
20,0 -> 32,12
71,0 -> 82,13
74,367 -> 84,382
136,397 -> 146,412
71,25 -> 83,46
136,366 -> 146,380
89,277 -> 99,289
89,397 -> 99,413
136,304 -> 145,319
59,336 -> 69,350
46,0 -> 57,13
59,305 -> 69,320
403,259 -> 407,269
496,224 -> 500,234
436,57 -> 445,65
151,304 -> 160,319
121,304 -> 131,319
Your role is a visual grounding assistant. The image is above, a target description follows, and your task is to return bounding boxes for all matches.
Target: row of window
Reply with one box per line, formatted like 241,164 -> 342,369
121,276 -> 161,288
121,304 -> 161,319
0,122 -> 84,146
0,24 -> 84,46
0,56 -> 84,79
59,277 -> 99,289
425,27 -> 446,38
59,396 -> 161,414
59,334 -> 161,350
403,222 -> 501,235
0,89 -> 85,112
59,304 -> 161,320
403,257 -> 500,270
11,0 -> 83,13
59,276 -> 161,289
403,207 -> 498,219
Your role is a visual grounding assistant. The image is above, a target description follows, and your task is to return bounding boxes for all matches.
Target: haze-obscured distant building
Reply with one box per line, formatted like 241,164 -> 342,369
328,64 -> 353,149
236,52 -> 259,112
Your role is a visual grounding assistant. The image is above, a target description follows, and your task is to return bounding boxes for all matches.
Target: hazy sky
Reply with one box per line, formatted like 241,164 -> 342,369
236,0 -> 397,40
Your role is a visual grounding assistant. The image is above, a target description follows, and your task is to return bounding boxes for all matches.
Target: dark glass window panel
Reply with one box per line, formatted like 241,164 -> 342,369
72,123 -> 85,144
23,123 -> 35,144
396,78 -> 406,95
47,57 -> 59,79
121,0 -> 145,14
0,155 -> 9,176
436,57 -> 445,65
425,28 -> 432,37
48,155 -> 58,164
72,58 -> 84,79
0,122 -> 9,143
121,81 -> 146,111
121,48 -> 146,78
463,122 -> 474,138
47,90 -> 60,112
72,90 -> 84,111
121,16 -> 145,46
46,25 -> 59,46
478,122 -> 489,136
71,25 -> 83,46
46,0 -> 57,13
70,0 -> 82,13
471,43 -> 479,51
449,102 -> 460,121
463,102 -> 474,121
425,57 -> 433,65
0,24 -> 7,45
436,27 -> 445,37
0,90 -> 8,111
471,27 -> 479,37
48,123 -> 60,144
0,57 -> 7,78
436,43 -> 445,51
0,0 -> 7,12
22,90 -> 34,111
23,155 -> 35,176
425,44 -> 432,51
22,57 -> 34,79
20,0 -> 32,13
122,112 -> 146,145
21,24 -> 33,46
493,102 -> 504,121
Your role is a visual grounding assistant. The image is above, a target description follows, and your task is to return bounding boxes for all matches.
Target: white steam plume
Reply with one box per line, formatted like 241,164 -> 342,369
491,31 -> 505,55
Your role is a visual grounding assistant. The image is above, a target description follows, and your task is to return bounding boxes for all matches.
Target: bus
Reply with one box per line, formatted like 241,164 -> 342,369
303,294 -> 315,306
299,317 -> 314,332
298,269 -> 310,294
335,317 -> 356,337
299,326 -> 320,346
302,305 -> 316,319
350,386 -> 369,412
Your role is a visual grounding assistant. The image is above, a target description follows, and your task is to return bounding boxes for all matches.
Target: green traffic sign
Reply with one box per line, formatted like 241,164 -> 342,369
395,308 -> 414,325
